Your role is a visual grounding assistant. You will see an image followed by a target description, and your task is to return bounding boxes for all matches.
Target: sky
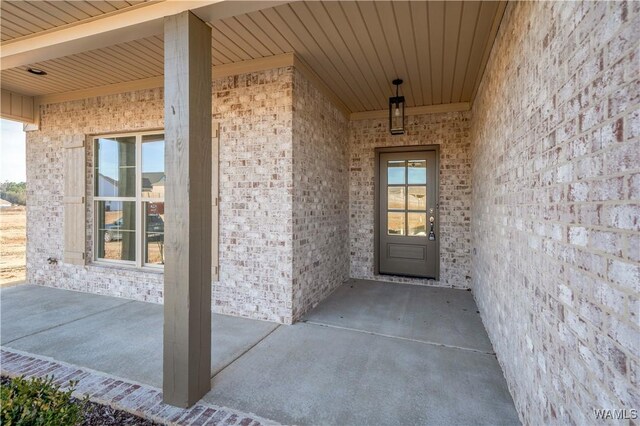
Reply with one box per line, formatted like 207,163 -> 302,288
97,137 -> 164,180
142,141 -> 164,173
0,123 -> 163,183
0,118 -> 26,182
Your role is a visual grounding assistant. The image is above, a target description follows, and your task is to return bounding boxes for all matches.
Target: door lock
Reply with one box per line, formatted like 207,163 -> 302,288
428,216 -> 436,241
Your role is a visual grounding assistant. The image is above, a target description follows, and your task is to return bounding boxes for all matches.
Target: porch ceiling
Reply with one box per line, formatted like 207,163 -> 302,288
0,1 -> 149,42
0,1 -> 506,113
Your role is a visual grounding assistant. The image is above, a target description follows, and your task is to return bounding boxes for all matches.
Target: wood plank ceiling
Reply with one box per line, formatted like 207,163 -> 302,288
0,1 -> 148,42
0,1 -> 505,113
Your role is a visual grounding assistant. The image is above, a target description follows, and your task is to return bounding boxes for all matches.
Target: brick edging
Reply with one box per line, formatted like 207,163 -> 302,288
0,348 -> 280,426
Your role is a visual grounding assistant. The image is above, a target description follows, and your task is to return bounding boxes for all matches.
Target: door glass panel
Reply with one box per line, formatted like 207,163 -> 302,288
387,161 -> 405,184
141,134 -> 165,199
144,202 -> 165,265
408,213 -> 427,236
407,160 -> 426,184
408,186 -> 427,210
387,187 -> 405,210
95,137 -> 136,197
388,212 -> 405,235
96,201 -> 136,261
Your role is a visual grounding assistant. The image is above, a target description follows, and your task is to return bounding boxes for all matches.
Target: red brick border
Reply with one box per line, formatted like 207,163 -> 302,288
0,348 -> 279,426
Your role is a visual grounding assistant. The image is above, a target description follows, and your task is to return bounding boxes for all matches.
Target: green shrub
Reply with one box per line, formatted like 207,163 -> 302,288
1,375 -> 85,426
0,181 -> 27,206
0,191 -> 26,206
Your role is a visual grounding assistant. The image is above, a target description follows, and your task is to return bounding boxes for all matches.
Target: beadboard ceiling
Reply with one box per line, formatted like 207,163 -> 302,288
0,1 -> 148,42
0,1 -> 506,113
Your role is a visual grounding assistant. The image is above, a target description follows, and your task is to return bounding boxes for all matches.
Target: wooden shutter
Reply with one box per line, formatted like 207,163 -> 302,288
63,135 -> 86,265
212,122 -> 220,281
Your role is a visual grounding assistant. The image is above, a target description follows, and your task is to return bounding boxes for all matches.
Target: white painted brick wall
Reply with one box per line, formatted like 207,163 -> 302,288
213,67 -> 295,324
292,69 -> 350,321
28,89 -> 166,303
471,1 -> 639,423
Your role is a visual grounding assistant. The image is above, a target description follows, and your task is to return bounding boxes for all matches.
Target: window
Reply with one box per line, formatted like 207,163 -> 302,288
94,132 -> 165,267
386,159 -> 428,236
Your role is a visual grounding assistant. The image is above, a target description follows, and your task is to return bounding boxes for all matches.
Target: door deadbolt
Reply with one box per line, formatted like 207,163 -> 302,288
428,216 -> 436,241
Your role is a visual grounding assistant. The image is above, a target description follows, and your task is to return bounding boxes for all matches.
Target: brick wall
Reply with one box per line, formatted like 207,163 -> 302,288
291,69 -> 350,321
213,67 -> 294,324
27,67 -> 295,323
471,1 -> 639,423
348,113 -> 472,288
27,89 -> 166,303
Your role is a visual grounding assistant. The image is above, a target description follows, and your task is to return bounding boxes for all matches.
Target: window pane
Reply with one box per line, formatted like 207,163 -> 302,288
144,202 -> 165,265
95,137 -> 136,197
387,161 -> 405,184
388,212 -> 405,235
387,187 -> 405,210
96,201 -> 136,261
408,160 -> 426,184
408,186 -> 427,210
408,213 -> 427,236
142,134 -> 165,199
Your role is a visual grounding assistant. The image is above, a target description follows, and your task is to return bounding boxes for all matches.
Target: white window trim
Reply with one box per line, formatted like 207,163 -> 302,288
92,130 -> 165,269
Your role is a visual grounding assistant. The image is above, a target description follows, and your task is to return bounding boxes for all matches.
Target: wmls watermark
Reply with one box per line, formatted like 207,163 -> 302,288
593,409 -> 638,420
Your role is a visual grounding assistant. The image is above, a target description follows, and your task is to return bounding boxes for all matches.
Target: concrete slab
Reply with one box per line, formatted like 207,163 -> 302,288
1,283 -> 519,425
303,279 -> 494,353
205,323 -> 519,425
1,285 -> 278,387
209,314 -> 280,376
0,285 -> 130,344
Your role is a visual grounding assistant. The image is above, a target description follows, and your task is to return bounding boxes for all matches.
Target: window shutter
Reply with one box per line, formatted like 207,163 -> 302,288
63,135 -> 86,265
212,122 -> 220,281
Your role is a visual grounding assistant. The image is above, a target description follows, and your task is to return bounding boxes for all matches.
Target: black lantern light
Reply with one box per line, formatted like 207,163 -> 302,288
389,78 -> 405,135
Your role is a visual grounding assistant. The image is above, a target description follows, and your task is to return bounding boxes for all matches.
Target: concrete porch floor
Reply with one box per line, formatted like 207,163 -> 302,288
0,280 -> 519,425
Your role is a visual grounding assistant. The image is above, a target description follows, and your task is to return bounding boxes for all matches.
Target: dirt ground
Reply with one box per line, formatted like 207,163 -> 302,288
0,207 -> 164,284
0,206 -> 26,286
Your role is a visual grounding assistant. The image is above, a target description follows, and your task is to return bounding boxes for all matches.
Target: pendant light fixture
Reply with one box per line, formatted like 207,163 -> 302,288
389,78 -> 405,135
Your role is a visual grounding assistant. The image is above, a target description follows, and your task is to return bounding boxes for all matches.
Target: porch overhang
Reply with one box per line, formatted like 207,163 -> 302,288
0,1 -> 288,70
0,1 -> 506,125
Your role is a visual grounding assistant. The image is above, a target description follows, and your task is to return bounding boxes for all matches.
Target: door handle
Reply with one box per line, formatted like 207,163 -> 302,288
428,216 -> 436,241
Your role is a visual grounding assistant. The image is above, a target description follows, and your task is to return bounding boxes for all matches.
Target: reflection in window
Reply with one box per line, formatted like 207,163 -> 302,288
408,186 -> 427,210
385,157 -> 429,237
95,137 -> 136,197
408,213 -> 427,236
407,160 -> 426,184
94,132 -> 165,267
388,187 -> 405,210
144,202 -> 165,265
388,161 -> 405,184
96,201 -> 136,261
142,134 -> 165,199
388,212 -> 405,235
